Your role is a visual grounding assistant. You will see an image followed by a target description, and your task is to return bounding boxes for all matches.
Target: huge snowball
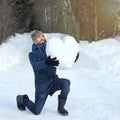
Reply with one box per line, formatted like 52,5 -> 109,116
46,35 -> 79,69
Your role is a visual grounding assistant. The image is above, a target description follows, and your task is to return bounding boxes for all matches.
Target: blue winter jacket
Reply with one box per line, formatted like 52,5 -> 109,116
29,43 -> 58,94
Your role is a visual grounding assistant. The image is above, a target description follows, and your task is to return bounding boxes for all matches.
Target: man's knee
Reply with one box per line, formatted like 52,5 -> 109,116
62,79 -> 71,92
33,95 -> 47,115
64,79 -> 71,87
34,110 -> 42,115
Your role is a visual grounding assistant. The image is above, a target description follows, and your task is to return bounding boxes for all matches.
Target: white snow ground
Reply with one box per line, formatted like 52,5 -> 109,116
0,33 -> 120,120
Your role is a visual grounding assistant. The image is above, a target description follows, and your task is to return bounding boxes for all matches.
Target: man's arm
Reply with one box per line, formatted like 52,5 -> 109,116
29,52 -> 48,71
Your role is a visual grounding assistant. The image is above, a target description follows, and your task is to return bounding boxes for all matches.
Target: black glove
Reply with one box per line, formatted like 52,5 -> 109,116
45,56 -> 59,66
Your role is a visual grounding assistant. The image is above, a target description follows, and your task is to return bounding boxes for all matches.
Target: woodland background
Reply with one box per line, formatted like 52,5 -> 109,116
0,0 -> 120,44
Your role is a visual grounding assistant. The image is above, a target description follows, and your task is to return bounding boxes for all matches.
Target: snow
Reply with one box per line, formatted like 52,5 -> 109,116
0,33 -> 120,120
46,36 -> 79,69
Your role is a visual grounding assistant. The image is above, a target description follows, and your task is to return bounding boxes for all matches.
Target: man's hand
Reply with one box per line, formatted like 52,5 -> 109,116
45,56 -> 59,66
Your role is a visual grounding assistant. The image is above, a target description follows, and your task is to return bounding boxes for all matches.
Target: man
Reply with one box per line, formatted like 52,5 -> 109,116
16,30 -> 71,116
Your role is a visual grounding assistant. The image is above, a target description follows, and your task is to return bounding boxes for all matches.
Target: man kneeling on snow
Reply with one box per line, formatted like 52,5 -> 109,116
16,30 -> 71,116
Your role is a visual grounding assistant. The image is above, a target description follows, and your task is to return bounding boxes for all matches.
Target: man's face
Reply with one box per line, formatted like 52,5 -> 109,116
36,34 -> 46,44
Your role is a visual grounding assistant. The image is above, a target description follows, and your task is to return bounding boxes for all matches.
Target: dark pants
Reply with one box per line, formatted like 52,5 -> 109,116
24,79 -> 71,115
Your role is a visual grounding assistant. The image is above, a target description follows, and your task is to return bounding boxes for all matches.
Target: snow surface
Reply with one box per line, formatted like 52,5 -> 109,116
1,33 -> 120,120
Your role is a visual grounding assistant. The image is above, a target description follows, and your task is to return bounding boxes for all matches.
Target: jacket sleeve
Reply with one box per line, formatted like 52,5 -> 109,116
29,52 -> 48,70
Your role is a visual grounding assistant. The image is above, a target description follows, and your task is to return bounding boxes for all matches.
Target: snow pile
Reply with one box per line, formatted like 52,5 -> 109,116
46,36 -> 79,69
0,33 -> 32,71
79,38 -> 120,75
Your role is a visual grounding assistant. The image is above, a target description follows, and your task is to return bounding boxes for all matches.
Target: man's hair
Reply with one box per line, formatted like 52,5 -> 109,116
30,30 -> 43,42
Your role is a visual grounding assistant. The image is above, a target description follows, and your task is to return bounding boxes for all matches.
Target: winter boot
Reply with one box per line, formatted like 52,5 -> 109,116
57,95 -> 69,116
16,95 -> 28,111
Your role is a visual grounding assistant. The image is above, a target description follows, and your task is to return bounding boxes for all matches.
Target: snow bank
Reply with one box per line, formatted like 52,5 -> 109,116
0,33 -> 32,71
79,38 -> 120,76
